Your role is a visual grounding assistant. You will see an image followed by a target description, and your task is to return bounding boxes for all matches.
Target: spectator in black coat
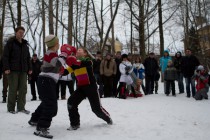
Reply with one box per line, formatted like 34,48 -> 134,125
143,52 -> 159,95
28,54 -> 42,101
181,48 -> 200,98
174,51 -> 184,94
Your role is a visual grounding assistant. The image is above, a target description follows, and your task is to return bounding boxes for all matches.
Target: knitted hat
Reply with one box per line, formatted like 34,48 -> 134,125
197,65 -> 204,71
44,35 -> 59,48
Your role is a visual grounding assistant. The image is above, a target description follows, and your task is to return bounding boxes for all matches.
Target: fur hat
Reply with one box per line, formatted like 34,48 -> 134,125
44,35 -> 59,48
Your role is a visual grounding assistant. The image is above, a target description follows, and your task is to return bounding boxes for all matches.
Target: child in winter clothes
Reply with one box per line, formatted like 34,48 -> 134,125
133,56 -> 145,94
164,60 -> 177,96
66,48 -> 112,130
28,35 -> 76,139
193,65 -> 209,100
118,53 -> 135,98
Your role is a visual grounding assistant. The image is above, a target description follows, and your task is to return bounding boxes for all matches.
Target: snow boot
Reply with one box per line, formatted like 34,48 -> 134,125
34,127 -> 53,139
67,125 -> 80,131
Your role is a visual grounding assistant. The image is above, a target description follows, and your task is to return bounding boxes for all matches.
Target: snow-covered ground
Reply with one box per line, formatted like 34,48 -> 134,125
0,81 -> 210,140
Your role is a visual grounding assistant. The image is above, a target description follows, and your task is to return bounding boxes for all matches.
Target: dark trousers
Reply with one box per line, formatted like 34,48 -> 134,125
177,73 -> 184,93
30,76 -> 58,129
117,82 -> 127,98
165,80 -> 175,95
2,73 -> 8,98
67,84 -> 111,126
185,77 -> 196,97
103,76 -> 113,97
113,74 -> 120,97
155,81 -> 158,93
30,79 -> 39,99
56,80 -> 74,99
145,75 -> 155,95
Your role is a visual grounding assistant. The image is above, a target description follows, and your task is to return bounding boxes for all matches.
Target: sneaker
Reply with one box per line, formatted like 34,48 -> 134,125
67,125 -> 80,131
8,110 -> 16,114
34,127 -> 53,139
18,109 -> 30,114
28,120 -> 37,126
107,118 -> 113,125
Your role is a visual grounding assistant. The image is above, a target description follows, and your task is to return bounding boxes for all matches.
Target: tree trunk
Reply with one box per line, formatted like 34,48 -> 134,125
102,0 -> 120,53
184,0 -> 189,51
55,0 -> 59,36
158,0 -> 164,56
17,0 -> 21,26
110,0 -> 115,54
49,0 -> 54,34
139,0 -> 146,59
68,0 -> 73,45
130,0 -> 133,55
42,0 -> 46,54
84,0 -> 90,48
75,0 -> 79,47
7,1 -> 16,31
0,0 -> 6,57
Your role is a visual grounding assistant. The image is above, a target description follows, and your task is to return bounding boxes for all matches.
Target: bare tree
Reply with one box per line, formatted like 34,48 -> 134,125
110,0 -> 115,54
0,0 -> 6,56
42,0 -> 46,54
68,0 -> 73,45
17,0 -> 21,26
55,0 -> 59,36
158,0 -> 164,56
102,0 -> 121,52
49,0 -> 54,34
84,0 -> 90,48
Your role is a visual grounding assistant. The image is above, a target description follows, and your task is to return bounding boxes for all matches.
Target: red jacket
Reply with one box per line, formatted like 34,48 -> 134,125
195,71 -> 209,91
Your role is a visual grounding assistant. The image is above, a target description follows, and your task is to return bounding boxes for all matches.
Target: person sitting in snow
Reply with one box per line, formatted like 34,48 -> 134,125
193,65 -> 209,100
133,56 -> 146,94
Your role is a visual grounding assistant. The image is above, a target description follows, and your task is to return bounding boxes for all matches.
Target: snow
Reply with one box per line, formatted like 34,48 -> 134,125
0,81 -> 210,140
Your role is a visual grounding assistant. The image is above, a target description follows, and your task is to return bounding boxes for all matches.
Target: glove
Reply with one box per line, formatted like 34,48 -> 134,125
126,72 -> 129,75
60,44 -> 77,56
66,56 -> 81,66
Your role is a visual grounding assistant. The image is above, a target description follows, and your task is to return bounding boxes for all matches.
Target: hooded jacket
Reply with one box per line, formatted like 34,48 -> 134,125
159,50 -> 172,72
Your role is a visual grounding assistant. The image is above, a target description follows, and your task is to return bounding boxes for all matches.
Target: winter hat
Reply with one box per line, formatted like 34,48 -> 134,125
197,65 -> 204,71
121,54 -> 128,59
44,35 -> 59,48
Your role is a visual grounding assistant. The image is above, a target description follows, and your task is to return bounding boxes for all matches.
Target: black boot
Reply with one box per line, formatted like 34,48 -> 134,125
2,97 -> 6,103
31,97 -> 37,101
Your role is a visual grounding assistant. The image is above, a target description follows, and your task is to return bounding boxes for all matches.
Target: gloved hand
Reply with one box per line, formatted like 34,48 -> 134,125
125,66 -> 131,71
126,71 -> 129,75
60,44 -> 77,57
66,56 -> 81,66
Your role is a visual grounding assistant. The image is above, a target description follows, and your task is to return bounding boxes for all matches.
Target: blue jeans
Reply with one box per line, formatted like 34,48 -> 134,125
185,77 -> 196,97
177,73 -> 184,93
